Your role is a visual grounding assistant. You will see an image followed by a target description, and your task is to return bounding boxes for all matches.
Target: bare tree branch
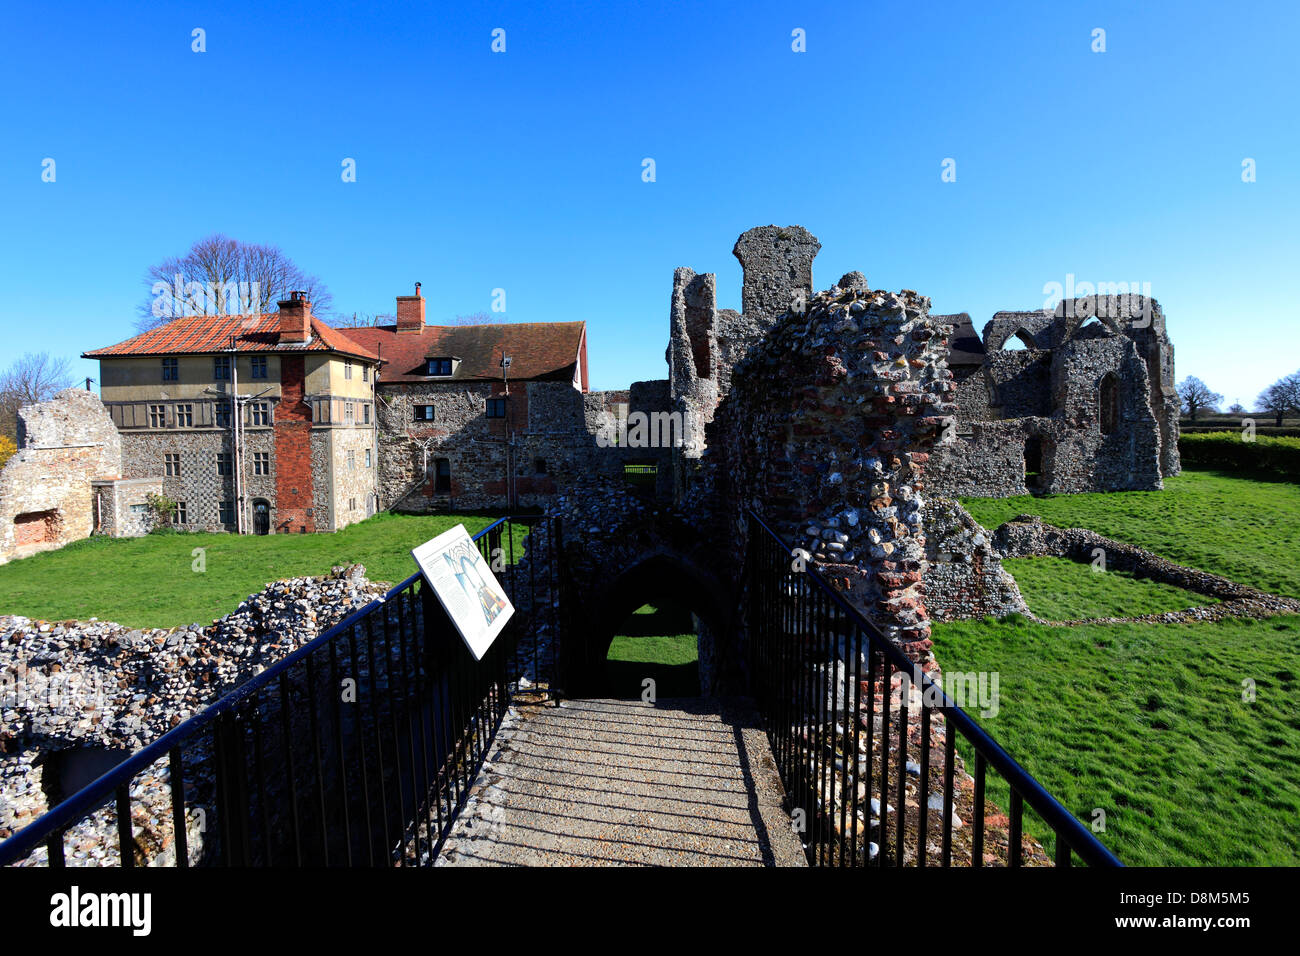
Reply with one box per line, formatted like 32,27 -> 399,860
136,234 -> 335,331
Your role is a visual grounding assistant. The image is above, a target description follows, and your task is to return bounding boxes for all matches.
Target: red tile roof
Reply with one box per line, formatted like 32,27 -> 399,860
337,322 -> 586,384
83,314 -> 380,362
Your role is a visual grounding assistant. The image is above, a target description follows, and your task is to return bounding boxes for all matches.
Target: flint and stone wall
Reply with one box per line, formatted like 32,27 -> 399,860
0,389 -> 122,565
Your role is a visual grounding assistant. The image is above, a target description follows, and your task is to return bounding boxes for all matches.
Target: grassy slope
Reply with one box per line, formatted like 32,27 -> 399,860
937,614 -> 1300,866
1003,556 -> 1218,620
960,471 -> 1300,599
0,513 -> 505,628
939,470 -> 1300,865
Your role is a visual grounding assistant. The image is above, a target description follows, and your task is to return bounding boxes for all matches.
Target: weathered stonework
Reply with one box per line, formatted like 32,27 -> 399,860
0,390 -> 122,565
928,297 -> 1179,498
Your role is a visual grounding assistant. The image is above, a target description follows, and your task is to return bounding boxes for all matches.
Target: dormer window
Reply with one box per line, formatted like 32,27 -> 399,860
426,358 -> 454,376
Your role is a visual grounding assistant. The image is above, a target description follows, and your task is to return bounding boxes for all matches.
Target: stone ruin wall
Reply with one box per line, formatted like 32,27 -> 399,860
926,296 -> 1178,499
705,275 -> 955,659
0,389 -> 123,566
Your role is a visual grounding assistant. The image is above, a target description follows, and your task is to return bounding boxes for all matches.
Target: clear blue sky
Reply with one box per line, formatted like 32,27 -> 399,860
1,0 -> 1296,404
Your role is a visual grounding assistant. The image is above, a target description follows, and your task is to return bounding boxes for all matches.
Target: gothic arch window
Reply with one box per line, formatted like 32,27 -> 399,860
1003,328 -> 1034,351
1099,373 -> 1120,434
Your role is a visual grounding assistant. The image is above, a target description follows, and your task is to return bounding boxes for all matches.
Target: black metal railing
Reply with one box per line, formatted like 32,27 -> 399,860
745,510 -> 1121,868
0,515 -> 561,868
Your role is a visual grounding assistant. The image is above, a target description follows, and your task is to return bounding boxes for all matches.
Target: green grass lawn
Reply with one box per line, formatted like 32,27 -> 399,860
1003,556 -> 1218,620
935,614 -> 1300,866
0,513 -> 509,629
961,470 -> 1300,598
604,603 -> 700,698
941,468 -> 1300,865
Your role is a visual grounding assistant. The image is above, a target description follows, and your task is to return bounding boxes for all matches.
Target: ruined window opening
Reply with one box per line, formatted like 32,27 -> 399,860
433,458 -> 451,493
535,458 -> 548,474
1023,436 -> 1044,491
1003,329 -> 1034,351
1099,373 -> 1120,434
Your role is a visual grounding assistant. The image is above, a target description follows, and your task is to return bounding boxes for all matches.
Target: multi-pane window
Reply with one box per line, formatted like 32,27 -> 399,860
362,365 -> 369,382
250,402 -> 270,426
363,404 -> 371,425
426,358 -> 453,376
253,452 -> 270,476
214,356 -> 231,380
349,497 -> 357,511
161,357 -> 178,381
344,360 -> 353,380
250,356 -> 267,379
434,458 -> 451,493
216,453 -> 232,477
219,500 -> 235,525
175,404 -> 193,427
149,404 -> 166,428
215,401 -> 231,428
175,501 -> 188,524
486,398 -> 507,419
345,402 -> 355,424
164,453 -> 181,477
413,405 -> 435,421
347,449 -> 356,470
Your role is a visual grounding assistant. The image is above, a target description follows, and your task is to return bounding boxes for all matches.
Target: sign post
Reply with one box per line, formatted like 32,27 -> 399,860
411,524 -> 514,661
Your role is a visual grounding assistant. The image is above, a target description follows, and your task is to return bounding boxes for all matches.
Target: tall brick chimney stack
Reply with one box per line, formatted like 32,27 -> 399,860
396,282 -> 425,333
278,291 -> 312,344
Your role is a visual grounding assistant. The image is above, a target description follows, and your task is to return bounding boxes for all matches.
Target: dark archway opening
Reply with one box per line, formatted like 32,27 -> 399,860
604,600 -> 700,699
1024,435 -> 1044,492
1099,372 -> 1120,434
564,553 -> 731,698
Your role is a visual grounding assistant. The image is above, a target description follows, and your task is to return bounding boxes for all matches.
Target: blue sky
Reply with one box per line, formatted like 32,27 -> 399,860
1,0 -> 1296,403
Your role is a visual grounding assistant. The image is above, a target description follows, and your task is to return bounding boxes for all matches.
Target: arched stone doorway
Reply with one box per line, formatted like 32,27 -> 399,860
562,551 -> 734,698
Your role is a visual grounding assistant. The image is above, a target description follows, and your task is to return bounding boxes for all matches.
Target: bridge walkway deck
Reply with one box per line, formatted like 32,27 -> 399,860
437,697 -> 806,866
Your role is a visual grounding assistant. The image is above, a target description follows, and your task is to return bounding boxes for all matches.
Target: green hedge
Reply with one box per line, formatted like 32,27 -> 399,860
1178,432 -> 1300,480
1180,424 -> 1300,438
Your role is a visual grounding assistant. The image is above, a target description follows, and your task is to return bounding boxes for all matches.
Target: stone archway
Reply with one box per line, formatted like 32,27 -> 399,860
560,546 -> 736,697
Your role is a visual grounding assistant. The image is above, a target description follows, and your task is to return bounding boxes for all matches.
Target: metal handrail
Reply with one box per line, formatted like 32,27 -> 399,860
0,516 -> 515,867
746,508 -> 1121,868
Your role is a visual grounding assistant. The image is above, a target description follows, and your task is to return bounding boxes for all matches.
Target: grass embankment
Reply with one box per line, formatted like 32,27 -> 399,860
0,513 -> 508,629
960,470 -> 1300,599
937,470 -> 1300,865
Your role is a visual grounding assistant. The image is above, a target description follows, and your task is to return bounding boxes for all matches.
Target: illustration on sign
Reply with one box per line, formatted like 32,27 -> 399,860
411,524 -> 514,660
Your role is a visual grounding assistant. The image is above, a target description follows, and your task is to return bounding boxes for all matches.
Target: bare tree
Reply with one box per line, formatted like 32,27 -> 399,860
137,234 -> 334,330
0,352 -> 74,438
1177,376 -> 1224,422
1258,371 -> 1300,427
452,311 -> 505,326
331,312 -> 394,329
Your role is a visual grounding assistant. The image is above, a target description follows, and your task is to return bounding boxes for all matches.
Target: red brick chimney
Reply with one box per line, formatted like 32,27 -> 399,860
396,282 -> 425,334
278,291 -> 312,344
